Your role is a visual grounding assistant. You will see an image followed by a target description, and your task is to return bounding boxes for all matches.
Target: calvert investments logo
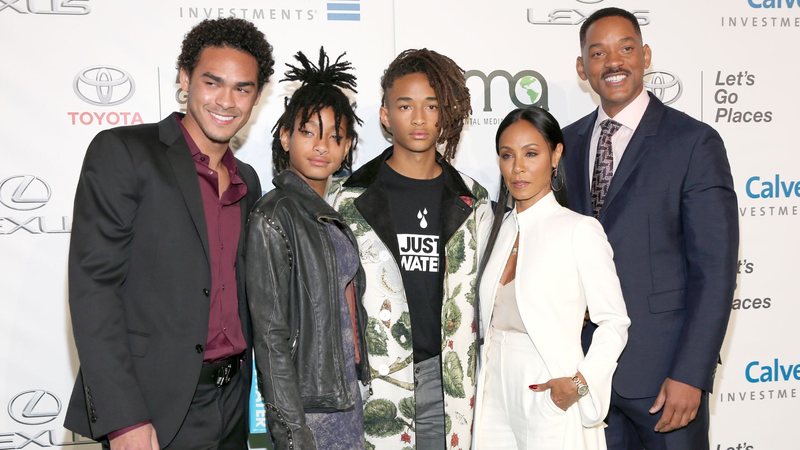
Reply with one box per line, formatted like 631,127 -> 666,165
327,0 -> 360,21
0,0 -> 89,15
644,70 -> 682,105
0,175 -> 51,211
73,66 -> 135,107
738,174 -> 800,218
7,390 -> 61,425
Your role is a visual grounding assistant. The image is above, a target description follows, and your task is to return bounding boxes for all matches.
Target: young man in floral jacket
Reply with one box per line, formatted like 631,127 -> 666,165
329,49 -> 492,450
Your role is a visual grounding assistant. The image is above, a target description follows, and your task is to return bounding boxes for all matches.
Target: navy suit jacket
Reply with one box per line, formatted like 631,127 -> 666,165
562,93 -> 738,398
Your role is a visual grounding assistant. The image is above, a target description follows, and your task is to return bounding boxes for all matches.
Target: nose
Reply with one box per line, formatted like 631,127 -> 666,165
216,88 -> 235,109
313,139 -> 328,155
412,109 -> 425,126
604,52 -> 623,70
513,159 -> 525,174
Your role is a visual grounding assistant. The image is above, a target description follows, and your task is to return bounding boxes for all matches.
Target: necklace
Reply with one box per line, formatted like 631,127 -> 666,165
511,247 -> 518,255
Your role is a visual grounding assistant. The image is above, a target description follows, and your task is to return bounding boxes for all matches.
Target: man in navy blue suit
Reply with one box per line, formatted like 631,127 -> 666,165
562,7 -> 738,450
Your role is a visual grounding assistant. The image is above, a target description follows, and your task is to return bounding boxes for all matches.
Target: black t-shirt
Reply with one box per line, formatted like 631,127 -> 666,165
380,162 -> 444,363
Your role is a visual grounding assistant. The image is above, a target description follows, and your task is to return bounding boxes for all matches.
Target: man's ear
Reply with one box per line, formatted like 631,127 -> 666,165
576,57 -> 587,81
379,105 -> 392,134
179,68 -> 190,91
279,127 -> 290,152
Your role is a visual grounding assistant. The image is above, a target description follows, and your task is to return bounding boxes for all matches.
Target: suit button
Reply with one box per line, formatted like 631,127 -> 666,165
202,288 -> 210,297
196,344 -> 204,354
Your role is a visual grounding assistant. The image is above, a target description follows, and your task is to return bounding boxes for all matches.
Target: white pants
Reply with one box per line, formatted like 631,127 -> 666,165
477,329 -> 569,449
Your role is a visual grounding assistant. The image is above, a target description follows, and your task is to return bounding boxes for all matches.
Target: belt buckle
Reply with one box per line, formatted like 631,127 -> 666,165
215,364 -> 232,388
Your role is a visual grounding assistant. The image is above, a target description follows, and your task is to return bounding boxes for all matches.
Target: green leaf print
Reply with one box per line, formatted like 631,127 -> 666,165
446,230 -> 465,274
442,299 -> 462,338
367,317 -> 389,356
338,198 -> 369,236
442,351 -> 466,398
467,342 -> 477,385
391,312 -> 412,350
365,441 -> 375,450
363,399 -> 406,437
445,413 -> 452,435
398,396 -> 415,420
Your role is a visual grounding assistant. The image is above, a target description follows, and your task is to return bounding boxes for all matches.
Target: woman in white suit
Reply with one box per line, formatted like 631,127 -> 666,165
473,107 -> 630,450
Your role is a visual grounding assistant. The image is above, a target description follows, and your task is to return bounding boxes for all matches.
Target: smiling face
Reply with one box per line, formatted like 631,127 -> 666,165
380,72 -> 441,156
280,106 -> 351,197
498,119 -> 563,213
577,15 -> 651,117
180,46 -> 261,154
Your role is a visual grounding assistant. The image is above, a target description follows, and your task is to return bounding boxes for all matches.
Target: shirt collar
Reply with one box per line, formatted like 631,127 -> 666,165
596,88 -> 650,133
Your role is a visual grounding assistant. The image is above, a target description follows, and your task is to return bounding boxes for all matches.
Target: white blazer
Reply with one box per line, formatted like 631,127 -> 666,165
474,192 -> 630,448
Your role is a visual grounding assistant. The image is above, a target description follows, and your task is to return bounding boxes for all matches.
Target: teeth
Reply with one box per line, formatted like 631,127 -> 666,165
210,111 -> 234,123
605,74 -> 626,83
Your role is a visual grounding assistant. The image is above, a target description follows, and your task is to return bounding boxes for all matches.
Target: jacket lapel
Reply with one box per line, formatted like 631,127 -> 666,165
572,111 -> 596,216
601,94 -> 664,217
160,115 -> 210,263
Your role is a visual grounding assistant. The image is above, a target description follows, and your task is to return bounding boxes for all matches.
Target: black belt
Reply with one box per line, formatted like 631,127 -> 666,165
199,353 -> 243,388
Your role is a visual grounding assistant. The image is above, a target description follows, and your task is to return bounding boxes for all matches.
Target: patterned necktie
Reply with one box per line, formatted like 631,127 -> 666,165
591,119 -> 622,218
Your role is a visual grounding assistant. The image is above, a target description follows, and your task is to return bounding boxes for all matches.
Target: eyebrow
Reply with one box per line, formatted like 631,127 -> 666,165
395,96 -> 438,102
201,72 -> 256,88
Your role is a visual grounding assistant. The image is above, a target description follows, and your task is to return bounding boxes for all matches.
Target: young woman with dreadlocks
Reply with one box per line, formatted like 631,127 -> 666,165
245,47 -> 369,450
328,49 -> 493,450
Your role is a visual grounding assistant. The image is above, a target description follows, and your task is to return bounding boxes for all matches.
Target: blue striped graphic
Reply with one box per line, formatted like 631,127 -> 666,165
327,0 -> 360,21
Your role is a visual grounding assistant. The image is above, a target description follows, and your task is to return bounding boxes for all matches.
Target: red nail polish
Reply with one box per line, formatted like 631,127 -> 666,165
529,384 -> 538,390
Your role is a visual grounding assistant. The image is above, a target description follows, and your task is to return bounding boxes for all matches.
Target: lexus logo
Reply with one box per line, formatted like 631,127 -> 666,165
0,175 -> 51,210
644,70 -> 682,105
8,390 -> 62,425
73,65 -> 135,106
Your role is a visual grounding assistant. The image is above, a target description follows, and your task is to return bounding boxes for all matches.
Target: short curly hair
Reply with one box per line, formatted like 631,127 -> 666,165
177,17 -> 275,89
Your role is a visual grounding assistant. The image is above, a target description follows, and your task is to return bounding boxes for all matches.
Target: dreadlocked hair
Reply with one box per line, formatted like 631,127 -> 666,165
272,47 -> 362,174
381,48 -> 472,161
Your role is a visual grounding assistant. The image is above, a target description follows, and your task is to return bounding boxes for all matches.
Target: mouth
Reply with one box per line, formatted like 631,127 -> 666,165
308,157 -> 330,167
510,180 -> 529,189
209,110 -> 236,125
603,72 -> 629,85
410,131 -> 430,140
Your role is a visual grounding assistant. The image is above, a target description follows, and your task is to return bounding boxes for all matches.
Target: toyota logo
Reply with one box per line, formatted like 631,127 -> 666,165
644,71 -> 682,105
73,65 -> 136,106
0,175 -> 51,210
8,390 -> 62,425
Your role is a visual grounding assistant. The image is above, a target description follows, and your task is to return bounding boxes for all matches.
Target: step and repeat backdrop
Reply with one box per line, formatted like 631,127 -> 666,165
1,1 -> 797,449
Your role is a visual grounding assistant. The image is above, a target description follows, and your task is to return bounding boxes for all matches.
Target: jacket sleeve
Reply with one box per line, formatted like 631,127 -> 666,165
245,208 -> 316,450
68,130 -> 150,437
574,218 -> 631,427
670,127 -> 738,392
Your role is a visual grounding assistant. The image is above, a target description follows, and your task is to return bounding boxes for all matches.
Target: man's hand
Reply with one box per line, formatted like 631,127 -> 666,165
649,377 -> 702,432
109,424 -> 159,450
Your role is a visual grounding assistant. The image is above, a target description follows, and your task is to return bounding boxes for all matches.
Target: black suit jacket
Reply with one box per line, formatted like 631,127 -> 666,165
563,94 -> 738,398
64,114 -> 261,446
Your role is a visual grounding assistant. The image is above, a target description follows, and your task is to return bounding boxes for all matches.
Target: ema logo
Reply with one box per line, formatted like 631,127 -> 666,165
0,175 -> 51,211
327,0 -> 360,21
644,71 -> 682,105
465,69 -> 549,113
73,66 -> 135,106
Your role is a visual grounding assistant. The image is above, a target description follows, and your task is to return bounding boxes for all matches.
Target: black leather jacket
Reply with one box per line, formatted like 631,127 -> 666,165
245,171 -> 370,450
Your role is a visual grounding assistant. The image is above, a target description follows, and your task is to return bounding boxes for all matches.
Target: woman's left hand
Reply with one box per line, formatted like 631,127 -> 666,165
530,377 -> 581,411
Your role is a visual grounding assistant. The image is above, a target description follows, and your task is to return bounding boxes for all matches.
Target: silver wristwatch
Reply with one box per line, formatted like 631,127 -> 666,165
572,375 -> 589,397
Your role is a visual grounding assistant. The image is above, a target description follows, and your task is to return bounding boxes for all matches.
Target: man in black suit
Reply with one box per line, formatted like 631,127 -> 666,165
562,7 -> 738,450
64,18 -> 274,450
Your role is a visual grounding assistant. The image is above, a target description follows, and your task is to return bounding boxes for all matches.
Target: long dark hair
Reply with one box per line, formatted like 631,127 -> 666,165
475,107 -> 569,347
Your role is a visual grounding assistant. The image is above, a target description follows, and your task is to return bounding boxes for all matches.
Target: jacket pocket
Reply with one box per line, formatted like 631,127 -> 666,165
127,331 -> 149,357
647,288 -> 686,314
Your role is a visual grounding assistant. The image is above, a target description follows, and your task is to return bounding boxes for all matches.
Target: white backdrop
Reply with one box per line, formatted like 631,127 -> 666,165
1,1 -> 798,449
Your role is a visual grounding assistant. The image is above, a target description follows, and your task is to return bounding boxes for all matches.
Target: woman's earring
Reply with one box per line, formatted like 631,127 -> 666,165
550,167 -> 564,192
